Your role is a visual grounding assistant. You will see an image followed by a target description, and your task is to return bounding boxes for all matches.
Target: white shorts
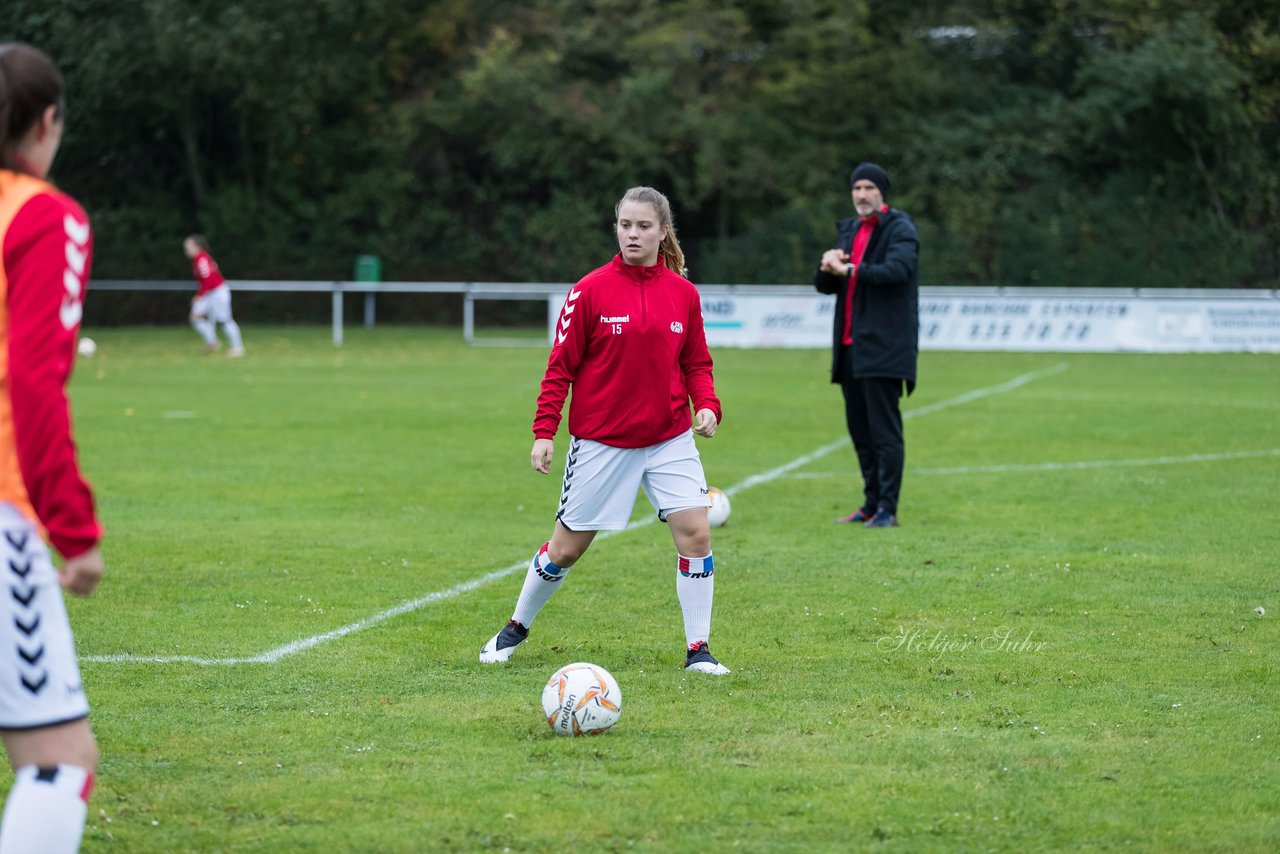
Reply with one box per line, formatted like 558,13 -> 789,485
0,505 -> 90,730
556,431 -> 709,531
192,285 -> 234,324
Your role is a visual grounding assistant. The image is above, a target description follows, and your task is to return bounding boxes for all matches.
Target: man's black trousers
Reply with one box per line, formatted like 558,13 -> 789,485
838,353 -> 905,515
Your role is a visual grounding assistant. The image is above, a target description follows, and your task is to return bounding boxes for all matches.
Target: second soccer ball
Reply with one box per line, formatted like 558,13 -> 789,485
706,487 -> 730,528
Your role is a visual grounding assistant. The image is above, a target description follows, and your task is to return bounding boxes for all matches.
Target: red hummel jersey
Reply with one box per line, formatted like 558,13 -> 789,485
533,254 -> 722,449
190,249 -> 224,297
0,170 -> 101,557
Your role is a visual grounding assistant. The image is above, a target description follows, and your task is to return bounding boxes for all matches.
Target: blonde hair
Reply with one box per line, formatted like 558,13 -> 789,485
615,186 -> 687,277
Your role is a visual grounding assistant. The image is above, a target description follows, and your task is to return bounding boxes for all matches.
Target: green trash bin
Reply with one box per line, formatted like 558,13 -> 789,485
354,255 -> 381,327
354,254 -> 381,282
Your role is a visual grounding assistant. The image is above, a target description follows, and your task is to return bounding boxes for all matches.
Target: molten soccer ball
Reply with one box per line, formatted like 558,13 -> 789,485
77,337 -> 97,357
541,662 -> 622,736
706,487 -> 731,528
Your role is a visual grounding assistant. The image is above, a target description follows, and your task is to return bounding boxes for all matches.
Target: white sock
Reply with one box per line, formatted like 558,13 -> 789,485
0,764 -> 92,854
191,317 -> 217,345
512,542 -> 569,628
222,320 -> 244,350
676,553 -> 714,646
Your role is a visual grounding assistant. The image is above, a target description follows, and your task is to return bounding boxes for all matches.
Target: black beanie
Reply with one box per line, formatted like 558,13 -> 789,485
849,162 -> 890,197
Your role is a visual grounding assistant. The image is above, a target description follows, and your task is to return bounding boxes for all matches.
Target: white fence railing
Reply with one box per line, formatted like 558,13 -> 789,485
90,281 -> 1280,352
88,280 -> 808,346
91,279 -> 573,346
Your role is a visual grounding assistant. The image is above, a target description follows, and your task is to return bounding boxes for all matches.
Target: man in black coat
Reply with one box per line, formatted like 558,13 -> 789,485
812,162 -> 920,528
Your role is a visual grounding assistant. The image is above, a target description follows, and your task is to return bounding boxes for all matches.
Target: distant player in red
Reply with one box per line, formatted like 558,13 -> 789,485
0,42 -> 105,853
480,186 -> 730,675
183,234 -> 244,357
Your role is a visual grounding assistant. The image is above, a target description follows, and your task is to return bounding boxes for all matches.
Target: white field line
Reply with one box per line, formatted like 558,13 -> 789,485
722,362 -> 1069,498
790,447 -> 1280,479
82,362 -> 1068,666
911,447 -> 1280,476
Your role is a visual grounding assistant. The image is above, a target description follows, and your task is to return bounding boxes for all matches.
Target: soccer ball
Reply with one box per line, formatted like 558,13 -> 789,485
77,337 -> 97,357
706,487 -> 731,528
541,662 -> 622,737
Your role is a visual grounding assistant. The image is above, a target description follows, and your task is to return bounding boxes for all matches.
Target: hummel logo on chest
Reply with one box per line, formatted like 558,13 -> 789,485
600,314 -> 630,324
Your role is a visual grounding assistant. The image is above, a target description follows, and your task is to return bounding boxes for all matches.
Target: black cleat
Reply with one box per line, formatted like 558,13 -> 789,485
479,619 -> 529,663
684,640 -> 730,675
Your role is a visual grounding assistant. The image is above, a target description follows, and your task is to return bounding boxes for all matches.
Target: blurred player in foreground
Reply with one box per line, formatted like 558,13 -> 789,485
183,234 -> 244,357
480,186 -> 730,674
0,41 -> 106,853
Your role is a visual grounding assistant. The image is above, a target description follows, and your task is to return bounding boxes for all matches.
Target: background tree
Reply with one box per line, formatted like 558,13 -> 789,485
4,0 -> 1275,324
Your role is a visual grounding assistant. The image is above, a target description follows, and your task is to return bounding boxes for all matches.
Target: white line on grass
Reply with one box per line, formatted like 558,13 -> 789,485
912,447 -> 1280,476
82,361 -> 1068,666
788,447 -> 1280,479
84,565 -> 523,665
722,362 -> 1069,498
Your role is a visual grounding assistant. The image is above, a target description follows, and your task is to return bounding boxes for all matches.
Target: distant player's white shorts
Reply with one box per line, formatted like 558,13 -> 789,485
556,431 -> 709,531
0,505 -> 90,730
192,285 -> 234,324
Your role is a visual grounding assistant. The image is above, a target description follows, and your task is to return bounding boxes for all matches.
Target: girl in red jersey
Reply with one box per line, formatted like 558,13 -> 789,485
480,186 -> 730,675
0,43 -> 104,852
183,234 -> 244,357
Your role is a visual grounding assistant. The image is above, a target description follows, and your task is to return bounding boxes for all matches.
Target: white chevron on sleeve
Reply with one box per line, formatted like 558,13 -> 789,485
556,288 -> 581,344
64,268 -> 82,300
61,215 -> 90,330
63,214 -> 90,247
60,296 -> 83,330
65,240 -> 88,276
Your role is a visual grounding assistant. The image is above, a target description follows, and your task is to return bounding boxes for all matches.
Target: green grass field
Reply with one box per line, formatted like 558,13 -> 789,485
47,327 -> 1280,851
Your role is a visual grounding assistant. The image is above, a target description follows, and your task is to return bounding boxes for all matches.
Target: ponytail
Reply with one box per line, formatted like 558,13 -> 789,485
0,43 -> 65,172
659,227 -> 688,279
615,186 -> 688,278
